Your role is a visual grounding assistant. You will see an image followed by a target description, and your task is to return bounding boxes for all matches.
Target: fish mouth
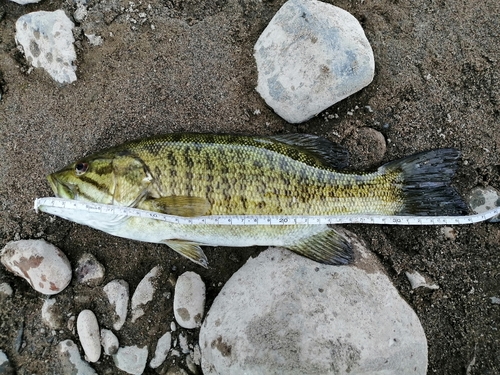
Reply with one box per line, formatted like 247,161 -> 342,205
47,174 -> 77,200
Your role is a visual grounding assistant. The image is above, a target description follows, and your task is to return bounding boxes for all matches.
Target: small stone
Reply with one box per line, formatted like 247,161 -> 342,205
1,239 -> 72,295
179,333 -> 189,354
0,350 -> 14,375
113,345 -> 148,375
77,310 -> 101,363
441,226 -> 457,240
468,186 -> 500,222
9,0 -> 41,4
15,10 -> 77,84
75,253 -> 105,285
85,34 -> 103,46
101,329 -> 119,356
174,271 -> 206,329
254,0 -> 374,123
41,298 -> 64,329
342,127 -> 386,169
490,297 -> 500,305
170,321 -> 176,331
74,4 -> 88,22
405,271 -> 439,290
150,331 -> 172,369
0,282 -> 13,297
58,339 -> 97,375
103,279 -> 129,330
131,266 -> 161,323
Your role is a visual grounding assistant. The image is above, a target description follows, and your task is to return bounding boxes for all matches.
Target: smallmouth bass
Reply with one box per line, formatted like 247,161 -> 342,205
46,133 -> 467,267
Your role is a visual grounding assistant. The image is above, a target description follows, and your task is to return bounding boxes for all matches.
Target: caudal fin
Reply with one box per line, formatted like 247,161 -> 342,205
381,148 -> 468,216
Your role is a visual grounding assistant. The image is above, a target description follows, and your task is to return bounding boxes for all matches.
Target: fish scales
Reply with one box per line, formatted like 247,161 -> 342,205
119,134 -> 403,216
46,133 -> 468,267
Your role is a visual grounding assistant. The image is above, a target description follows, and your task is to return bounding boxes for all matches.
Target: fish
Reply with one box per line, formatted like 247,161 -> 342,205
46,133 -> 468,267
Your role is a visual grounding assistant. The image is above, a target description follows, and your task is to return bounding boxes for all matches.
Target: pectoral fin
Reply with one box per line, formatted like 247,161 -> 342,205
288,228 -> 353,265
162,239 -> 208,268
143,196 -> 211,217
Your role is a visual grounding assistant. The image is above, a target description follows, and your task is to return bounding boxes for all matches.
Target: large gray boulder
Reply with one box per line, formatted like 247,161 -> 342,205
200,239 -> 427,375
254,0 -> 374,123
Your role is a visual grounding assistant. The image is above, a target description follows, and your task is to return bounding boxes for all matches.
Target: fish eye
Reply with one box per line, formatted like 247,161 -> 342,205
75,162 -> 89,175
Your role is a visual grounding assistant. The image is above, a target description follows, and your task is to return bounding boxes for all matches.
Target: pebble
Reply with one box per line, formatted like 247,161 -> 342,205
405,271 -> 439,290
100,329 -> 119,356
131,266 -> 161,323
15,10 -> 77,84
0,350 -> 14,375
41,298 -> 64,329
1,240 -> 72,295
200,244 -> 427,374
58,339 -> 96,375
254,0 -> 374,123
174,271 -> 206,329
75,253 -> 105,286
468,186 -> 500,222
149,331 -> 172,369
77,310 -> 101,363
0,282 -> 13,297
342,127 -> 386,169
9,0 -> 41,4
490,297 -> 500,305
113,345 -> 148,375
103,279 -> 129,330
441,226 -> 458,240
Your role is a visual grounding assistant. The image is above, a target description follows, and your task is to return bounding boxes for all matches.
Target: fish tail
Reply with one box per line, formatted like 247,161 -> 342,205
381,148 -> 468,215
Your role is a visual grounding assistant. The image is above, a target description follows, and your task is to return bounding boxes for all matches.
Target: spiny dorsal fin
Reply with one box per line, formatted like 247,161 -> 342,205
268,134 -> 349,170
141,196 -> 211,217
161,239 -> 208,268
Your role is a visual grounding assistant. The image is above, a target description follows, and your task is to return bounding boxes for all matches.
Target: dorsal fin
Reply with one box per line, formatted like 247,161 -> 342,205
267,134 -> 349,170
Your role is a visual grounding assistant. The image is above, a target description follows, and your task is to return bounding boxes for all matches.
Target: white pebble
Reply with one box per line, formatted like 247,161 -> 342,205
405,271 -> 439,290
149,331 -> 172,369
101,328 -> 119,355
9,0 -> 41,4
170,321 -> 176,331
75,253 -> 105,285
15,10 -> 77,84
103,279 -> 129,330
1,240 -> 72,295
58,339 -> 96,375
173,272 -> 206,329
491,297 -> 500,305
179,333 -> 189,354
77,310 -> 101,363
0,282 -> 13,297
113,345 -> 148,375
441,226 -> 458,240
131,266 -> 161,323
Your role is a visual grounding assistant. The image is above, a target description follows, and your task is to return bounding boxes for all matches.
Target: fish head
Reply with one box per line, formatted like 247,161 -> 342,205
47,155 -> 116,205
48,151 -> 154,208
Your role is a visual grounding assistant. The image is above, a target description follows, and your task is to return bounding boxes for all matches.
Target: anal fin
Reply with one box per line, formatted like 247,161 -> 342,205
287,228 -> 353,265
162,239 -> 208,268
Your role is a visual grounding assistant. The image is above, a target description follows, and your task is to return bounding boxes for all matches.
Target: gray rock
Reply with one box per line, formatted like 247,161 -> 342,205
41,298 -> 64,329
103,279 -> 129,330
100,329 -> 119,356
131,266 -> 162,323
200,243 -> 427,375
150,331 -> 172,369
113,345 -> 148,375
75,253 -> 105,286
9,0 -> 41,4
254,0 -> 374,123
0,282 -> 13,297
1,239 -> 72,295
15,10 -> 77,84
58,340 -> 96,375
174,271 -> 206,329
0,350 -> 14,375
405,270 -> 439,290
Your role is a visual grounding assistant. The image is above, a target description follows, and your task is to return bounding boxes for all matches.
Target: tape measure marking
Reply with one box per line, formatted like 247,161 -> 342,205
34,197 -> 500,226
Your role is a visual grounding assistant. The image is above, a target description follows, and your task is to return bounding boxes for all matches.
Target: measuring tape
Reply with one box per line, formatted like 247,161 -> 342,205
34,197 -> 500,226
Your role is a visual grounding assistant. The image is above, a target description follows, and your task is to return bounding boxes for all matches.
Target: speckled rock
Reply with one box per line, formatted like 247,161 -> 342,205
131,266 -> 162,323
174,271 -> 206,329
77,310 -> 101,363
1,239 -> 72,295
58,339 -> 96,375
200,243 -> 427,375
113,345 -> 148,375
468,186 -> 500,222
103,279 -> 129,330
75,253 -> 105,286
254,0 -> 374,123
101,329 -> 119,356
15,10 -> 76,84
